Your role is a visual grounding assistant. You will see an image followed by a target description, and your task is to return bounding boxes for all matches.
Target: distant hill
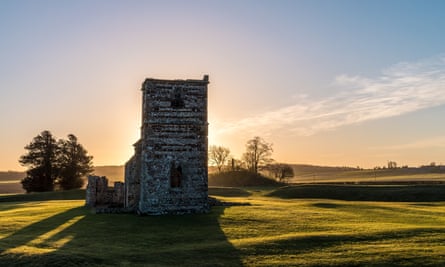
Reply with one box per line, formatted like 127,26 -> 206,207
0,171 -> 25,182
291,164 -> 357,173
0,166 -> 125,182
0,171 -> 25,194
92,165 -> 124,182
289,164 -> 445,183
2,164 -> 445,194
0,166 -> 125,194
209,170 -> 284,187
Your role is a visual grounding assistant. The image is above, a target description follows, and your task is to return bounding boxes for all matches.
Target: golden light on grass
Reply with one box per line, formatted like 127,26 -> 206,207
2,215 -> 84,255
1,189 -> 445,265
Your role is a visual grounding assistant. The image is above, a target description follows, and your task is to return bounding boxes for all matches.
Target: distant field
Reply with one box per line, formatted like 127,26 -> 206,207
0,182 -> 23,194
269,184 -> 445,202
92,165 -> 124,182
0,166 -> 124,194
2,165 -> 445,195
289,166 -> 445,184
209,170 -> 284,187
0,186 -> 444,266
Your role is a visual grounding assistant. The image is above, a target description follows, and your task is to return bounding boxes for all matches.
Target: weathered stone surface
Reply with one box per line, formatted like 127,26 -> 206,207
126,75 -> 210,215
85,176 -> 124,208
86,76 -> 210,215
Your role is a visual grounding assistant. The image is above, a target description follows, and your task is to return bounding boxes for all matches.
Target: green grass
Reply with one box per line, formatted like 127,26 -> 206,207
209,170 -> 284,187
1,187 -> 445,266
268,184 -> 445,202
291,168 -> 445,184
0,189 -> 85,203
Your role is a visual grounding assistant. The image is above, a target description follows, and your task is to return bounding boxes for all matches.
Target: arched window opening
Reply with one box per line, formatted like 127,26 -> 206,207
171,88 -> 185,108
170,164 -> 182,188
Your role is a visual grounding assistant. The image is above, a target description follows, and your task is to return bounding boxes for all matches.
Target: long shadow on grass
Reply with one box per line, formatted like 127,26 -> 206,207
0,205 -> 242,267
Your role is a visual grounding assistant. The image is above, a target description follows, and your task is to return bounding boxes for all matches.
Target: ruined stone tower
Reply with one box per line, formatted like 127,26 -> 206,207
124,75 -> 209,215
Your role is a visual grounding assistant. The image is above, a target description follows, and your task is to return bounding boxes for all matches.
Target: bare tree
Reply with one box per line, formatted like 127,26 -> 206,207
229,158 -> 244,171
209,145 -> 231,172
242,136 -> 273,174
265,163 -> 294,183
387,161 -> 397,169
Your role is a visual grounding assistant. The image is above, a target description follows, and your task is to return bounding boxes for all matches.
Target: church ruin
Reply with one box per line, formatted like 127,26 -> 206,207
86,75 -> 210,215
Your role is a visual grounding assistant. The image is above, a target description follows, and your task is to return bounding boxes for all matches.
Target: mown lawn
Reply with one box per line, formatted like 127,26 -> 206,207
0,187 -> 444,266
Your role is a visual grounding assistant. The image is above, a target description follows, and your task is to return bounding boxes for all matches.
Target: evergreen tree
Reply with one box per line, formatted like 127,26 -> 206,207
57,134 -> 93,190
19,130 -> 59,192
19,131 -> 94,192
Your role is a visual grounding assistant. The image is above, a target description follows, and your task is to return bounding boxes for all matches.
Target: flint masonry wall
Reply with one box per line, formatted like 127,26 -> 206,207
86,175 -> 125,210
125,76 -> 209,215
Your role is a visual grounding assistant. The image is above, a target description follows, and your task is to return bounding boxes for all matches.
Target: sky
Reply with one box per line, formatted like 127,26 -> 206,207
1,0 -> 445,171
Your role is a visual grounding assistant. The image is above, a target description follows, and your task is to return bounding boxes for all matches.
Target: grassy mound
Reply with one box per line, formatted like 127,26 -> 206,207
268,184 -> 445,202
209,170 -> 284,187
0,189 -> 85,202
208,187 -> 251,197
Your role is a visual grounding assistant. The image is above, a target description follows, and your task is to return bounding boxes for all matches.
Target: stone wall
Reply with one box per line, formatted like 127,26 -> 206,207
125,75 -> 210,215
86,76 -> 210,215
86,175 -> 125,209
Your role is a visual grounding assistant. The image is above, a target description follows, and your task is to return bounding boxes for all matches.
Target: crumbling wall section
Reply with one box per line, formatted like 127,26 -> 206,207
124,141 -> 141,210
86,175 -> 108,207
85,175 -> 125,210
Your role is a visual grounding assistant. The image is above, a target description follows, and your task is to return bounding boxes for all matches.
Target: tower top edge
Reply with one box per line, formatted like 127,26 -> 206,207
142,75 -> 209,87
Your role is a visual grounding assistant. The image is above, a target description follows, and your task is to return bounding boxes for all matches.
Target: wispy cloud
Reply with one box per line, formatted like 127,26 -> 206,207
371,136 -> 445,151
218,54 -> 445,136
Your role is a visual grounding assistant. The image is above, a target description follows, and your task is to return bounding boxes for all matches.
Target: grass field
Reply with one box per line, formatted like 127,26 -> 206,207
1,186 -> 445,266
3,165 -> 445,195
290,171 -> 445,184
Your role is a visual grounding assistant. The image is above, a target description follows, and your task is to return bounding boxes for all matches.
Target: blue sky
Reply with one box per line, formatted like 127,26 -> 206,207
1,0 -> 445,170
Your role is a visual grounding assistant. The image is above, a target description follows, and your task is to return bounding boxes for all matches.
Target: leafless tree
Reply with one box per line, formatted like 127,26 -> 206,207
387,161 -> 397,169
209,145 -> 231,172
228,157 -> 244,171
242,136 -> 273,173
265,163 -> 294,183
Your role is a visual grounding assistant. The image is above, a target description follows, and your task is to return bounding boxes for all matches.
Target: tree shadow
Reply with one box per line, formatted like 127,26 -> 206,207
0,205 -> 243,267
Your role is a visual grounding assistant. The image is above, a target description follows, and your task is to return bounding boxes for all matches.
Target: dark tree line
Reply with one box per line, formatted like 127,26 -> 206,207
19,130 -> 93,193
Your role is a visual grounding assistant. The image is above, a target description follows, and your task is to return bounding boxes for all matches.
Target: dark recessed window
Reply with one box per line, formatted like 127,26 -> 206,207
171,88 -> 184,108
170,164 -> 182,188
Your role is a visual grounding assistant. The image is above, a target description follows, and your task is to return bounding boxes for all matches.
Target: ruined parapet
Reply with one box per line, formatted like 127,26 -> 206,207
113,182 -> 125,206
85,175 -> 125,210
85,176 -> 96,207
124,141 -> 142,210
86,175 -> 108,207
